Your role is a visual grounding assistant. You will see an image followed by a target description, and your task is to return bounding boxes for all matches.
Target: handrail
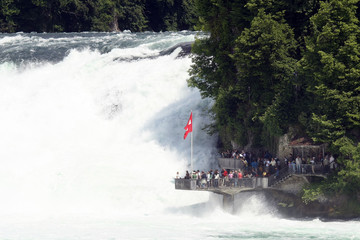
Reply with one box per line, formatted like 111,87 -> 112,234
268,166 -> 289,186
175,164 -> 328,191
175,177 -> 268,190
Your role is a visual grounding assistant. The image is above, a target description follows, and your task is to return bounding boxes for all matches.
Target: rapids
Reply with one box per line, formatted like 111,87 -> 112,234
0,32 -> 359,240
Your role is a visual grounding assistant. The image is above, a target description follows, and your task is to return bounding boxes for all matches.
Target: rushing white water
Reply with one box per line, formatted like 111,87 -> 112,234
0,32 -> 359,240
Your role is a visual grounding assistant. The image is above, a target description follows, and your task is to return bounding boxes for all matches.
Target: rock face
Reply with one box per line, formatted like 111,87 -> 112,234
273,175 -> 309,195
159,42 -> 193,57
259,189 -> 360,220
276,129 -> 327,161
278,133 -> 292,160
228,175 -> 360,220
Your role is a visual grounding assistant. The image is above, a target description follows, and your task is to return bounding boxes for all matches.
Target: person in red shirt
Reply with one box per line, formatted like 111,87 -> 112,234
238,170 -> 243,187
221,168 -> 228,186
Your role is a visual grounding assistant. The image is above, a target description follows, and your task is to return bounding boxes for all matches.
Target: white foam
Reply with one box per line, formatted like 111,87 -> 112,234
1,33 -> 359,240
0,36 -> 216,219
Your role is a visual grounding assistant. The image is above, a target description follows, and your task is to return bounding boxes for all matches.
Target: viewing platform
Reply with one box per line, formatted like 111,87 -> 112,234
175,161 -> 330,212
175,177 -> 270,193
175,165 -> 328,195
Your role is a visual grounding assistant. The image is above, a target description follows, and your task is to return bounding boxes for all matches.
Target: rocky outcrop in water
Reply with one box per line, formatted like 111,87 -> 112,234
159,42 -> 193,57
262,189 -> 360,220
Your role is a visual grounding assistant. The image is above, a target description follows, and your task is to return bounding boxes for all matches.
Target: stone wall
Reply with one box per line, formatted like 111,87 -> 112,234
278,133 -> 292,160
272,175 -> 309,195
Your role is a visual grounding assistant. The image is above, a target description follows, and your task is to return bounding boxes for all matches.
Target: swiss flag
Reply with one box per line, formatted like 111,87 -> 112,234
184,112 -> 192,139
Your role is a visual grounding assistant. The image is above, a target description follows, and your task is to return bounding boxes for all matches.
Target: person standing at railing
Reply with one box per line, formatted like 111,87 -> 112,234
265,158 -> 270,173
301,157 -> 307,173
289,160 -> 296,173
233,170 -> 238,187
271,158 -> 276,167
228,171 -> 234,187
270,158 -> 276,174
214,170 -> 220,188
329,155 -> 335,173
323,155 -> 329,173
200,171 -> 207,188
238,170 -> 243,187
251,160 -> 258,172
243,157 -> 249,172
232,150 -> 237,159
207,171 -> 211,188
310,157 -> 316,174
295,156 -> 302,173
221,168 -> 228,186
184,171 -> 190,179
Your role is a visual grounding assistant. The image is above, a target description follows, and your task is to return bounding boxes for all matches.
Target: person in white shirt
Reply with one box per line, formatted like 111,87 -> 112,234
310,157 -> 316,174
214,170 -> 220,188
295,156 -> 302,173
329,155 -> 335,172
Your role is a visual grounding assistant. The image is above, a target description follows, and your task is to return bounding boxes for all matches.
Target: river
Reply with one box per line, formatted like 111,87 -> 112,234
0,32 -> 359,239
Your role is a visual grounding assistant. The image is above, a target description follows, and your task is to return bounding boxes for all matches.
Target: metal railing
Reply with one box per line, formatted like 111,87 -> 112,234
175,164 -> 329,191
288,163 -> 328,174
268,166 -> 290,187
175,177 -> 269,190
218,158 -> 245,170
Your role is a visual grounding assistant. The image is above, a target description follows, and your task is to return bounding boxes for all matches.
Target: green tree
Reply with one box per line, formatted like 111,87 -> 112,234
0,0 -> 19,32
188,0 -> 252,147
58,0 -> 94,32
117,0 -> 147,32
91,0 -> 117,31
145,0 -> 196,31
188,0 -> 324,149
333,137 -> 360,194
92,0 -> 148,32
188,0 -> 251,98
245,0 -> 320,59
13,0 -> 55,32
232,9 -> 298,149
300,0 -> 360,144
0,0 -> 196,32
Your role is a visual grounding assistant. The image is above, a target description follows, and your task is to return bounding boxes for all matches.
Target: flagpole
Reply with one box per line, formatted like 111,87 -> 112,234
191,111 -> 193,172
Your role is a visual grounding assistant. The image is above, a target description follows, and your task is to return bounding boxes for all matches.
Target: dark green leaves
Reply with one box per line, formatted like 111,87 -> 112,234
0,0 -> 197,32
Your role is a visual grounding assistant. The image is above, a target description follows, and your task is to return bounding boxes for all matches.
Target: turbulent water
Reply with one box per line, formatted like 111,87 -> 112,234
0,32 -> 359,240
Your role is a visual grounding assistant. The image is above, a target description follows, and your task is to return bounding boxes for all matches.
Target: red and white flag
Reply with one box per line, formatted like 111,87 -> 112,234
184,112 -> 192,139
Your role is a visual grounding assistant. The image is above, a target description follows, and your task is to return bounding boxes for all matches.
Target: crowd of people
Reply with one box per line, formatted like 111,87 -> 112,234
176,150 -> 338,189
176,168 -> 256,188
220,149 -> 338,174
220,149 -> 283,177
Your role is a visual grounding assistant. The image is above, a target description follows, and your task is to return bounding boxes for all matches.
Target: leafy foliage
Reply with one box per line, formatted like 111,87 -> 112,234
302,136 -> 360,203
0,0 -> 196,32
189,2 -> 301,150
300,0 -> 360,144
232,10 -> 298,148
332,137 -> 360,194
302,183 -> 324,204
188,0 -> 360,198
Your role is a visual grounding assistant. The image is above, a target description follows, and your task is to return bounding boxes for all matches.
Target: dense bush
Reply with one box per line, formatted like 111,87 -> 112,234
0,0 -> 197,32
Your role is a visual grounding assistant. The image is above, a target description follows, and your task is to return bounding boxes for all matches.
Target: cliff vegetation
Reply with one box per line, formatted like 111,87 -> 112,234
188,0 -> 360,203
0,0 -> 197,32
